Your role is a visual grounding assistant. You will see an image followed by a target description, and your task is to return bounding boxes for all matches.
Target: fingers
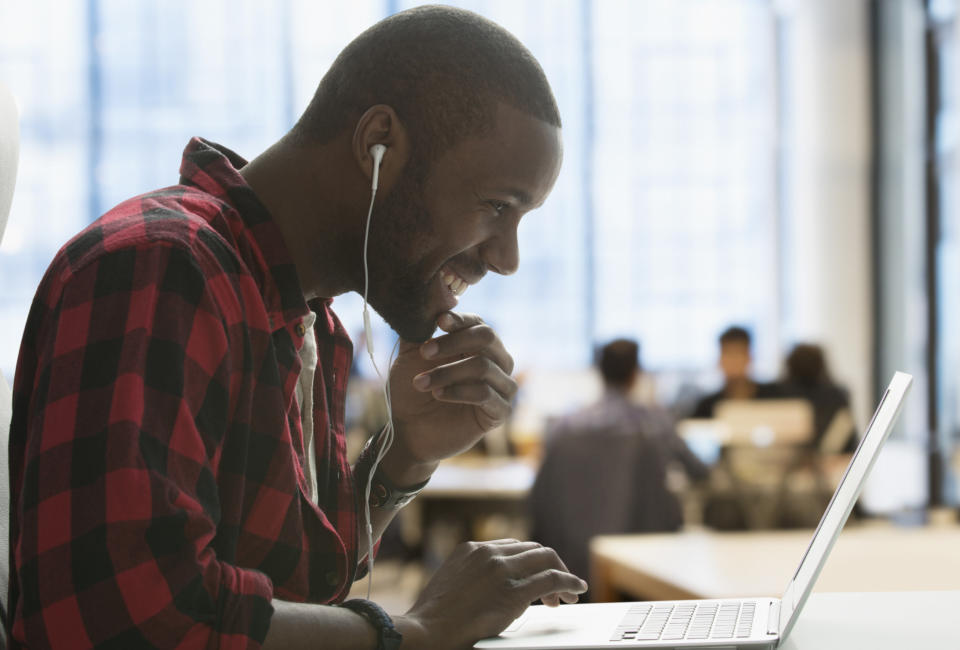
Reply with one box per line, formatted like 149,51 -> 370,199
420,312 -> 515,375
453,538 -> 533,557
413,355 -> 517,403
498,546 -> 588,607
460,540 -> 589,606
474,541 -> 587,607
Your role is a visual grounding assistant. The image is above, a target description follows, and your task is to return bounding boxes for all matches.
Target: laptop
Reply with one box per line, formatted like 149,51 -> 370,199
475,371 -> 913,650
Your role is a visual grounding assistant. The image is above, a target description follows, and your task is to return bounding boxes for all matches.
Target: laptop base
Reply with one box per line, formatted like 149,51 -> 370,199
475,599 -> 779,649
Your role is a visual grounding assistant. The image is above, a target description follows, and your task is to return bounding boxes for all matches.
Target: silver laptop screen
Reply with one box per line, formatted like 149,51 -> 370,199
777,372 -> 912,641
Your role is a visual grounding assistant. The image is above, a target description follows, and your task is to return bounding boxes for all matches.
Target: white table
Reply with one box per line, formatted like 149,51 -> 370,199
780,590 -> 960,649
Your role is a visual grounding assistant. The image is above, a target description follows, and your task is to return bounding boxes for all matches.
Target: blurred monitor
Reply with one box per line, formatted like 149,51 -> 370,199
678,399 -> 815,454
714,398 -> 814,446
675,419 -> 725,465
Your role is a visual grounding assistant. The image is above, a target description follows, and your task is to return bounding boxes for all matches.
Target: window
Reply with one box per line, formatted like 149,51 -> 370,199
0,0 -> 780,390
590,1 -> 777,374
929,0 -> 960,504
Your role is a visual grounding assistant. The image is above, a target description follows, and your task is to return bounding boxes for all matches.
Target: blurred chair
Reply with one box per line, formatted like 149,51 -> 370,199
0,79 -> 21,649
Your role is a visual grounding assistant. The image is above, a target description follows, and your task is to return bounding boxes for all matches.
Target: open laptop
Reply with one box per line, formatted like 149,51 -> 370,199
475,371 -> 913,650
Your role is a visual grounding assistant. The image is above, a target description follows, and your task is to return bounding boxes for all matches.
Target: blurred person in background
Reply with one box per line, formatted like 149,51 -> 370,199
692,325 -> 781,418
7,7 -> 586,649
530,339 -> 709,598
779,343 -> 857,453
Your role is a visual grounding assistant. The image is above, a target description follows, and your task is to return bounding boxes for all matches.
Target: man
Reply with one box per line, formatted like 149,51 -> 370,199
692,325 -> 781,418
530,339 -> 708,594
8,7 -> 586,649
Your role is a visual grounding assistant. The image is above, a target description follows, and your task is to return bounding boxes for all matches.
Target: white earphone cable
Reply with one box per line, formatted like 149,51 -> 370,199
360,150 -> 397,598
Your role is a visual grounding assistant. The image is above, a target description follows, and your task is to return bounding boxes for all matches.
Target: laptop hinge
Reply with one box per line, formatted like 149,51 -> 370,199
766,601 -> 781,635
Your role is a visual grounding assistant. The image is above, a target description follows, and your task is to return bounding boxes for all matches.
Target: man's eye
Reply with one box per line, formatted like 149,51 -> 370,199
486,200 -> 508,215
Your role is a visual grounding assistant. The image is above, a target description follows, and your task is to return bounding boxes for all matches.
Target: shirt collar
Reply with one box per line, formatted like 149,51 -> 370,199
601,387 -> 634,405
178,137 -> 338,334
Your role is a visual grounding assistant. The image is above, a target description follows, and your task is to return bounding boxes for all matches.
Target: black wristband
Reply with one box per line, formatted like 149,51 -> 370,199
340,598 -> 403,650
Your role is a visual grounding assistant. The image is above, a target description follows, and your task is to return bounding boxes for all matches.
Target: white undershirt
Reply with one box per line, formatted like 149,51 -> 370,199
294,311 -> 320,505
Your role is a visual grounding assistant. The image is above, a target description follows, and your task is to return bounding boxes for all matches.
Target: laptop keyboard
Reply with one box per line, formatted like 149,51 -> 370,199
610,601 -> 756,642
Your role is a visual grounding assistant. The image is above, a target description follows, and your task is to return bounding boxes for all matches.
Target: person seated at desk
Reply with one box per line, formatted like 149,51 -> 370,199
530,339 -> 709,594
692,325 -> 781,418
5,8 -> 586,649
779,343 -> 857,453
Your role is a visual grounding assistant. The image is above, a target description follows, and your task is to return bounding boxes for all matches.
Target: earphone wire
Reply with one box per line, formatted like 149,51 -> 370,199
363,338 -> 399,599
360,157 -> 397,599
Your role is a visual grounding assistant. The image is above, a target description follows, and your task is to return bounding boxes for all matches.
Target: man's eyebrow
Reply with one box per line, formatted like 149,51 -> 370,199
498,188 -> 533,207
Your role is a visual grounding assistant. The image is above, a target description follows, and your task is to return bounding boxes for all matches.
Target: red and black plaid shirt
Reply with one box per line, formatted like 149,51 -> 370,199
9,138 -> 368,648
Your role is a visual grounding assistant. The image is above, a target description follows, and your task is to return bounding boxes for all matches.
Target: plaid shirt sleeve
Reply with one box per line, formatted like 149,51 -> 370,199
10,238 -> 274,648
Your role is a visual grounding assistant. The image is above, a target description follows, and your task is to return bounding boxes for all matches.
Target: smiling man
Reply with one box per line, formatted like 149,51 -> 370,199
8,6 -> 583,650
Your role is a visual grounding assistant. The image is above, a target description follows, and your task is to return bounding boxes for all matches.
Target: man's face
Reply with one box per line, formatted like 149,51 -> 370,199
719,341 -> 752,382
366,103 -> 563,342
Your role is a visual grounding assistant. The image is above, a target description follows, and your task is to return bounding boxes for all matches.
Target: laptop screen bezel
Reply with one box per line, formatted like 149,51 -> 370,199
777,371 -> 912,642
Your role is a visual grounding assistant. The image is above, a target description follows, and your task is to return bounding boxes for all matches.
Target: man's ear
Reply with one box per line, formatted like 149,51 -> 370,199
352,104 -> 410,193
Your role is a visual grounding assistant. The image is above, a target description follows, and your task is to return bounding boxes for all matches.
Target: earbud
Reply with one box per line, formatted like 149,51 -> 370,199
364,143 -> 387,355
369,144 -> 386,191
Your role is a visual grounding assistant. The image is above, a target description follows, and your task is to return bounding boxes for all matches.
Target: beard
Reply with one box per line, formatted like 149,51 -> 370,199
362,166 -> 441,343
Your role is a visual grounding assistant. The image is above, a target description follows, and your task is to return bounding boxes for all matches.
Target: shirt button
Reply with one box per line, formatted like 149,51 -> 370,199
295,322 -> 306,337
325,571 -> 340,586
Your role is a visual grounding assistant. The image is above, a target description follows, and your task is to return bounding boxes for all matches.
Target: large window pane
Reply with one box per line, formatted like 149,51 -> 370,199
591,0 -> 778,375
1,0 -> 779,390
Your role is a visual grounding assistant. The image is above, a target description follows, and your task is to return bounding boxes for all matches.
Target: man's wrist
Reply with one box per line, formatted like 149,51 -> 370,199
340,599 -> 403,650
378,438 -> 438,487
393,614 -> 428,648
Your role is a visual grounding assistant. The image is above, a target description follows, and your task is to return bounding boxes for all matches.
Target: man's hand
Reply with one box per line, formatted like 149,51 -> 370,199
396,539 -> 589,649
382,312 -> 517,484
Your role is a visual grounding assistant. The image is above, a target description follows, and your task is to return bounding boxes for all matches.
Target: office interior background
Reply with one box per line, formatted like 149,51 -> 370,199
1,0 -> 959,604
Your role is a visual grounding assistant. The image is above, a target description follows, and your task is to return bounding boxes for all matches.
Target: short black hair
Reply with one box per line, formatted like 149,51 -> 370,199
719,325 -> 751,347
596,339 -> 640,388
785,343 -> 829,385
292,5 -> 561,163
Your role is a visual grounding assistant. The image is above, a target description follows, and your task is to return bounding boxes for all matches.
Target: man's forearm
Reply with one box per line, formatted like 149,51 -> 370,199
355,432 -> 439,561
356,496 -> 404,562
263,600 -> 426,649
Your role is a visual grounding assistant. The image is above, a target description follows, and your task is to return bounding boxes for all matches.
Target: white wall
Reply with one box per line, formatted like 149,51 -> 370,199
777,0 -> 874,429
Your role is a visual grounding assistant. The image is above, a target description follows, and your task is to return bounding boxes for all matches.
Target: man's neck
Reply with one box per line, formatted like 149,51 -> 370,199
724,377 -> 757,400
239,136 -> 364,301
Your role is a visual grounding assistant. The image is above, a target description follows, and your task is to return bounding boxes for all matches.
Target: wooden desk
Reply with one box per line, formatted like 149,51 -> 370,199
589,525 -> 960,602
410,457 -> 535,563
420,457 -> 535,499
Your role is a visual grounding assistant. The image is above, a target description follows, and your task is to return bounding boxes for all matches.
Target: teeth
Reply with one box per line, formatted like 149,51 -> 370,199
442,270 -> 469,297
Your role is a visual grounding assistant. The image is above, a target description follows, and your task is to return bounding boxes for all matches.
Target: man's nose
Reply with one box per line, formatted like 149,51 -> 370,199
481,224 -> 520,276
